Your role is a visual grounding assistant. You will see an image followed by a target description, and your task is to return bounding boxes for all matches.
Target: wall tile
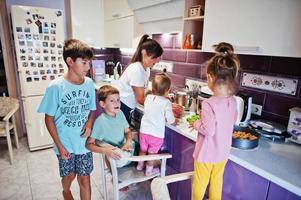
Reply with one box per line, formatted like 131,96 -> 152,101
270,57 -> 301,76
197,63 -> 207,80
169,73 -> 186,88
253,111 -> 288,125
238,54 -> 271,72
92,55 -> 114,61
187,51 -> 213,64
239,88 -> 265,105
162,49 -> 187,62
121,56 -> 131,66
173,63 -> 201,78
264,94 -> 301,117
153,34 -> 173,49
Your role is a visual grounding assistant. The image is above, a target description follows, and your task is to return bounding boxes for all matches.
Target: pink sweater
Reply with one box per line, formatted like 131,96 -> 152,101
193,96 -> 237,163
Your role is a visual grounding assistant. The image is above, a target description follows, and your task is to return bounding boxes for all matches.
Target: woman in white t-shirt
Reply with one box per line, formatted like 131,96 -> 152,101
114,34 -> 163,121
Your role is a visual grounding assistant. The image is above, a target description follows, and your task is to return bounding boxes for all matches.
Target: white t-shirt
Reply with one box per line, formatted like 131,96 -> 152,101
113,62 -> 150,109
140,95 -> 175,138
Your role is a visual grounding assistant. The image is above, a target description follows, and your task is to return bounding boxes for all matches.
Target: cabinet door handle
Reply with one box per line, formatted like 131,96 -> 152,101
112,13 -> 120,18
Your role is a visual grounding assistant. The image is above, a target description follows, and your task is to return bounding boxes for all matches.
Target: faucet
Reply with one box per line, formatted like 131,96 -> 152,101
115,62 -> 123,75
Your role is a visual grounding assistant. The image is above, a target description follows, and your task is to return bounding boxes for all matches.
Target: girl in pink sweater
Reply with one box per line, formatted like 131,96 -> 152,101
192,43 -> 240,200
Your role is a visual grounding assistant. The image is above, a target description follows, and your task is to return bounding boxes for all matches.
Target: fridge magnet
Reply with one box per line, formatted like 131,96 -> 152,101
44,35 -> 49,40
19,41 -> 25,46
51,63 -> 57,68
35,20 -> 42,27
58,50 -> 63,55
44,22 -> 48,27
22,62 -> 28,67
50,49 -> 56,54
40,69 -> 45,74
51,56 -> 56,61
59,63 -> 64,68
32,14 -> 39,20
25,34 -> 32,40
34,77 -> 40,81
28,48 -> 33,54
35,48 -> 41,53
26,11 -> 30,15
43,49 -> 49,54
20,55 -> 26,61
51,23 -> 56,28
46,69 -> 51,74
43,28 -> 49,34
38,15 -> 45,20
58,57 -> 63,62
39,34 -> 43,40
35,55 -> 41,61
59,69 -> 64,73
50,75 -> 55,80
33,71 -> 39,75
30,62 -> 36,67
56,10 -> 62,17
44,56 -> 49,61
28,55 -> 33,61
16,27 -> 22,32
42,42 -> 48,47
33,34 -> 39,40
26,18 -> 32,24
26,77 -> 32,82
53,69 -> 58,74
24,27 -> 30,33
50,29 -> 56,34
18,33 -> 24,39
41,75 -> 47,80
20,49 -> 26,54
57,43 -> 62,48
25,70 -> 31,75
50,42 -> 55,48
50,36 -> 56,41
38,63 -> 43,68
27,41 -> 33,47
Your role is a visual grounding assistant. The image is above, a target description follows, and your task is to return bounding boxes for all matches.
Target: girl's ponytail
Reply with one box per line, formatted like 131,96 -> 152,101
131,34 -> 150,63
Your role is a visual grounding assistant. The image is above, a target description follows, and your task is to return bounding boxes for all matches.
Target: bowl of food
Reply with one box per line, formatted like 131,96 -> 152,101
186,114 -> 200,125
232,126 -> 259,149
172,103 -> 184,119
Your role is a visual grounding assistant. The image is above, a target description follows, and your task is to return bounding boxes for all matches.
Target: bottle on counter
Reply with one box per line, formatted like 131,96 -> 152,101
183,34 -> 191,49
190,34 -> 195,49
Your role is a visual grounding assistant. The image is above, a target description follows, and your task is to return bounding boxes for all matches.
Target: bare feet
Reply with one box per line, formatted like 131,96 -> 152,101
62,190 -> 74,200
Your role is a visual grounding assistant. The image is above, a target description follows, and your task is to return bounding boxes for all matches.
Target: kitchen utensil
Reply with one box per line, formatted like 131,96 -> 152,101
232,126 -> 260,150
249,119 -> 286,134
174,91 -> 191,111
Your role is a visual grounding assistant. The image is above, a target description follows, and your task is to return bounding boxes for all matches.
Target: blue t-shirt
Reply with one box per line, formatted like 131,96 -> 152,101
38,76 -> 96,154
90,111 -> 129,147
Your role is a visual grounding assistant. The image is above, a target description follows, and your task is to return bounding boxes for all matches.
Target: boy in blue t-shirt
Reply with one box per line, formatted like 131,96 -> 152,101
86,85 -> 134,168
38,39 -> 96,200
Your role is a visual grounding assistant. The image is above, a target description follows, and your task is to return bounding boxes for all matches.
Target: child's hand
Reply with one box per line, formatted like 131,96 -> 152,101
58,146 -> 70,160
81,126 -> 91,138
121,142 -> 132,152
105,148 -> 122,160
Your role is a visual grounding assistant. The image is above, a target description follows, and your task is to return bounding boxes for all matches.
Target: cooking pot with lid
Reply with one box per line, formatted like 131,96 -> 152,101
174,91 -> 191,111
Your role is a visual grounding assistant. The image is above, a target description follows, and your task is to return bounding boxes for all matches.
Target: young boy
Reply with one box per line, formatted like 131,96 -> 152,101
38,39 -> 96,200
86,85 -> 134,168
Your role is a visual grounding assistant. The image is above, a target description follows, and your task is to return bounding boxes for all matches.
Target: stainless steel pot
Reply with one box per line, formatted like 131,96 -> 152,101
232,126 -> 260,150
174,91 -> 191,111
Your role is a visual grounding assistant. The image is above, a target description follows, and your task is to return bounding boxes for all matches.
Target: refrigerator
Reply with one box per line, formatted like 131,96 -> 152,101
11,5 -> 67,151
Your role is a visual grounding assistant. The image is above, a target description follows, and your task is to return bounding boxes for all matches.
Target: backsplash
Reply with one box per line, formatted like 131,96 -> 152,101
92,37 -> 301,126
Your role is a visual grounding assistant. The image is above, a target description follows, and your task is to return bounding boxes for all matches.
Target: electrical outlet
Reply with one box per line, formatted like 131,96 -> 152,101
152,61 -> 173,72
251,104 -> 262,116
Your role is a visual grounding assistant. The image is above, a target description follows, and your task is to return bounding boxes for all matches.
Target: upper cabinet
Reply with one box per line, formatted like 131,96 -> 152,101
104,0 -> 142,48
70,0 -> 104,47
202,0 -> 301,57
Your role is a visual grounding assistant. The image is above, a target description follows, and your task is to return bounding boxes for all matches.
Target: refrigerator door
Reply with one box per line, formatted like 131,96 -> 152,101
23,96 -> 53,151
11,5 -> 67,97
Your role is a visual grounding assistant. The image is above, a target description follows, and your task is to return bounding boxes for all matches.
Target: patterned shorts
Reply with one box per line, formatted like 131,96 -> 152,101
57,152 -> 93,177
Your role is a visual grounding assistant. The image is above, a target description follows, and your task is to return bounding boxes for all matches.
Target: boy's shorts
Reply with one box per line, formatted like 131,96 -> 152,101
57,152 -> 93,177
139,132 -> 164,154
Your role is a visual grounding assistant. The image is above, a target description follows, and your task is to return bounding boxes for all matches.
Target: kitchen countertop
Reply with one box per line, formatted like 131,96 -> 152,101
166,112 -> 301,197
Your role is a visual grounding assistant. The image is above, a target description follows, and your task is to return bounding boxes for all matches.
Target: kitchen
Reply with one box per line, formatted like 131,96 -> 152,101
0,0 -> 301,200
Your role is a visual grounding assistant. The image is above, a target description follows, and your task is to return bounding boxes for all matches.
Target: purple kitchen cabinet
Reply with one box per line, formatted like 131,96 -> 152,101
222,161 -> 269,200
267,182 -> 301,200
166,165 -> 180,200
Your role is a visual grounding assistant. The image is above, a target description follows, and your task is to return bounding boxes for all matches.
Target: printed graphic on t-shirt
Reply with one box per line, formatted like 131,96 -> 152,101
60,89 -> 90,127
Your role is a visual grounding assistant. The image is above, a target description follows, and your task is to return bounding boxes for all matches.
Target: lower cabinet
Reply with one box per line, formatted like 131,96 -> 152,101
267,182 -> 301,200
164,128 -> 301,200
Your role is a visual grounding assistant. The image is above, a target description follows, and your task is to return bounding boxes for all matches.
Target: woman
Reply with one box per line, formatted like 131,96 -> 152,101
114,34 -> 163,122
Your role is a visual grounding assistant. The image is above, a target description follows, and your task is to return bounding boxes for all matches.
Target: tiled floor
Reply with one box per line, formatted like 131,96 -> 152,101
0,137 -> 152,200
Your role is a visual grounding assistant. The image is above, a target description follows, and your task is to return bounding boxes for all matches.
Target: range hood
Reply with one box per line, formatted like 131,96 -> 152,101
127,0 -> 184,34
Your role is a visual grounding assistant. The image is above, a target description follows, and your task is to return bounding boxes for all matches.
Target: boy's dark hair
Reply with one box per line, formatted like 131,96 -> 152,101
131,34 -> 163,63
207,42 -> 240,95
152,73 -> 171,96
97,85 -> 119,102
63,39 -> 93,67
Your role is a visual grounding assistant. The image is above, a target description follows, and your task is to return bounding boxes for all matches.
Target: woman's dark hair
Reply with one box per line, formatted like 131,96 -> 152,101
63,39 -> 93,66
207,42 -> 240,95
152,73 -> 171,96
131,34 -> 163,63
